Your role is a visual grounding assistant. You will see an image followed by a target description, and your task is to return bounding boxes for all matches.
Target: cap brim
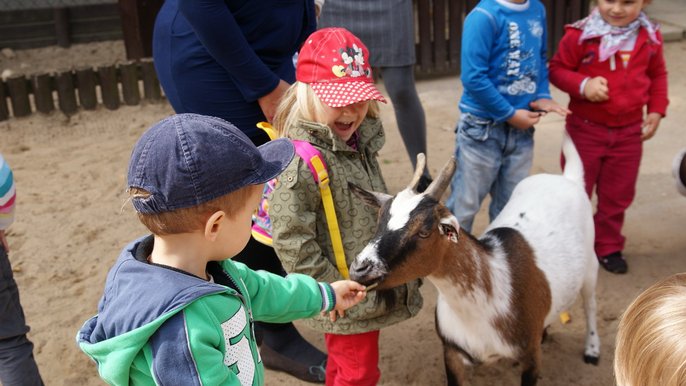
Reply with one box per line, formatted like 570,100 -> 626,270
673,148 -> 686,197
253,138 -> 296,184
311,81 -> 387,108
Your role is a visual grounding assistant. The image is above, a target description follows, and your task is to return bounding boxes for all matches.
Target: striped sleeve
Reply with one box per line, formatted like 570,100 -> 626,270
0,154 -> 16,230
318,282 -> 336,312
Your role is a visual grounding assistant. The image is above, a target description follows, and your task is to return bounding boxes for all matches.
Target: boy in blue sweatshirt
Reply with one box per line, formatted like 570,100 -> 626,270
446,0 -> 569,232
76,114 -> 366,385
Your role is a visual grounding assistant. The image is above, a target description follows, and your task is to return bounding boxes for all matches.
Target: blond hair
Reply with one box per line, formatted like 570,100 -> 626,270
614,273 -> 686,386
129,184 -> 261,235
272,82 -> 380,138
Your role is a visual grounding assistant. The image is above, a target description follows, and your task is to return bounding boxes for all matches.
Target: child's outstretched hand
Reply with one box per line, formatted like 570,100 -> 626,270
642,112 -> 663,141
583,76 -> 609,102
324,280 -> 367,322
530,98 -> 571,117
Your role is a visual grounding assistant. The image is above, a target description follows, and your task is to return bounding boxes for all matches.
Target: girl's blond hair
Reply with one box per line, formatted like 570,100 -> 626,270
614,272 -> 686,386
272,82 -> 380,138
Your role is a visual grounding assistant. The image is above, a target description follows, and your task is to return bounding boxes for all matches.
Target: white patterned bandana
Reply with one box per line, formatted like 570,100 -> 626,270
573,7 -> 660,62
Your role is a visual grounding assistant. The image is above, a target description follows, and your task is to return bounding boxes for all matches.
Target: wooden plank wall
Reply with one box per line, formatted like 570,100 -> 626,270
414,0 -> 592,78
0,60 -> 162,121
0,0 -> 594,119
0,3 -> 121,49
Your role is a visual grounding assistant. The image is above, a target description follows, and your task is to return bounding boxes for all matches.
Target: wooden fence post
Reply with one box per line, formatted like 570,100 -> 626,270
32,73 -> 55,114
448,0 -> 462,73
7,75 -> 31,118
120,61 -> 141,105
76,67 -> 98,110
54,7 -> 71,48
56,70 -> 78,116
0,82 -> 9,121
140,59 -> 162,101
416,0 -> 432,73
98,65 -> 120,110
118,0 -> 164,60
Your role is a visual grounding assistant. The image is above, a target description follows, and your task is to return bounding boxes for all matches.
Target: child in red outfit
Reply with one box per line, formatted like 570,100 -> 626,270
549,0 -> 668,274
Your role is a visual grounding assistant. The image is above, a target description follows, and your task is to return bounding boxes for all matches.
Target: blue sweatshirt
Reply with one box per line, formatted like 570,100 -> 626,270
459,0 -> 551,122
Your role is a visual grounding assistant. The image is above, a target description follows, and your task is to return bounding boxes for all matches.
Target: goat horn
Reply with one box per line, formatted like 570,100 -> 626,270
424,156 -> 456,200
406,153 -> 426,192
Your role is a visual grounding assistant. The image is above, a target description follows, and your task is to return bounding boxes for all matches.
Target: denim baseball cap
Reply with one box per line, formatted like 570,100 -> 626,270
128,113 -> 295,214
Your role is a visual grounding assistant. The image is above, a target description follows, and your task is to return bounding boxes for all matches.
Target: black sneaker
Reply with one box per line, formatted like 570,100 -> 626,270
599,252 -> 628,274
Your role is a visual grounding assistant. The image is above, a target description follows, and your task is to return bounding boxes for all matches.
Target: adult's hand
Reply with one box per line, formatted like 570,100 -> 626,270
258,80 -> 290,123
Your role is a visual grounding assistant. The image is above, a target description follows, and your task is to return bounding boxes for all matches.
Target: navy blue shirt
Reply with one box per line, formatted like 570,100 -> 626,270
153,0 -> 316,140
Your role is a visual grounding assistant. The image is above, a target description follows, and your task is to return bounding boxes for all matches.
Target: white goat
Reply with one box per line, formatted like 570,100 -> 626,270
349,132 -> 600,386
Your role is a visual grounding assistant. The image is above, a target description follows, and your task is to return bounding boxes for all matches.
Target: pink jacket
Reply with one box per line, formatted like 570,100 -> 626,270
549,26 -> 669,127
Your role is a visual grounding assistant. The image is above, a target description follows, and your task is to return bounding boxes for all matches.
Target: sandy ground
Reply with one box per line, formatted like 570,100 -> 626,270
1,39 -> 686,386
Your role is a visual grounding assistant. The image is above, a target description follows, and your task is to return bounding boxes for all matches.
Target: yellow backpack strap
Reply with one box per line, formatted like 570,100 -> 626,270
257,121 -> 278,141
293,140 -> 350,279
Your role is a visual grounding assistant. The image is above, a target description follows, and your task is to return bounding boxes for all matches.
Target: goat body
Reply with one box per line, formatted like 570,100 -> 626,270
349,133 -> 599,386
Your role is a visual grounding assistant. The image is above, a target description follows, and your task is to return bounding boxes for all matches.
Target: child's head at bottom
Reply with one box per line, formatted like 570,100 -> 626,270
274,27 -> 387,140
127,113 -> 294,255
614,272 -> 686,386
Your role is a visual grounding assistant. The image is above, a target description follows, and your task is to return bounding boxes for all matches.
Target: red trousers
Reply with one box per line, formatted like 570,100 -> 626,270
325,330 -> 380,386
566,114 -> 643,257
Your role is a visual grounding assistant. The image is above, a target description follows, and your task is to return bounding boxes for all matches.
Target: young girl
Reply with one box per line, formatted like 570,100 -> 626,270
614,272 -> 686,386
549,0 -> 669,274
269,28 -> 423,385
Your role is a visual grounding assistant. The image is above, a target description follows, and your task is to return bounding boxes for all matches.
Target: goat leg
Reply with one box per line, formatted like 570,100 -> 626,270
443,345 -> 466,386
519,344 -> 541,386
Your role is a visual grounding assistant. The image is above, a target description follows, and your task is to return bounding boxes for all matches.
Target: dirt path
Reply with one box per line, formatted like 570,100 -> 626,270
1,39 -> 685,385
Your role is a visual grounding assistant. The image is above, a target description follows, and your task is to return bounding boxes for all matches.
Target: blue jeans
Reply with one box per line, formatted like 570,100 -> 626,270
0,247 -> 43,386
446,113 -> 534,233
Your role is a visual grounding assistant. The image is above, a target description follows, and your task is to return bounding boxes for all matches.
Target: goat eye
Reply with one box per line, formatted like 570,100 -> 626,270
418,230 -> 431,238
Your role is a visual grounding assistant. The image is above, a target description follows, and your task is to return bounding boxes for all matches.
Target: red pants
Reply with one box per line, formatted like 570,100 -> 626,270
325,331 -> 380,386
565,114 -> 642,257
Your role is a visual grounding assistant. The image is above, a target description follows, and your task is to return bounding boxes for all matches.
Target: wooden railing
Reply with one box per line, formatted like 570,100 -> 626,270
413,0 -> 592,77
0,0 -> 592,120
0,60 -> 162,121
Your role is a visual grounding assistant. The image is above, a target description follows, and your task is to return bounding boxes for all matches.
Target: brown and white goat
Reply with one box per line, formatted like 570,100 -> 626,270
349,133 -> 599,386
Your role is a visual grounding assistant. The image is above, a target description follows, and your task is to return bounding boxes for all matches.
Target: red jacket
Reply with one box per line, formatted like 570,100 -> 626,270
549,26 -> 669,127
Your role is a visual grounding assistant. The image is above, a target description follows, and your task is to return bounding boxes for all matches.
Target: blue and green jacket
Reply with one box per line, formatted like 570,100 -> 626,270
77,235 -> 334,385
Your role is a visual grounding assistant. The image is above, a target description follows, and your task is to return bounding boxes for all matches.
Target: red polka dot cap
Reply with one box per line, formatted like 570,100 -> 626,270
296,27 -> 387,108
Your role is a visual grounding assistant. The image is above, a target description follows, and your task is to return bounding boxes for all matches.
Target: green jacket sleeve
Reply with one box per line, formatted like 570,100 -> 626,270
231,261 -> 328,322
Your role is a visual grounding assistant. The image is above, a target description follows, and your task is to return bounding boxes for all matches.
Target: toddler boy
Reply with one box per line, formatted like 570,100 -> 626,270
77,113 -> 366,385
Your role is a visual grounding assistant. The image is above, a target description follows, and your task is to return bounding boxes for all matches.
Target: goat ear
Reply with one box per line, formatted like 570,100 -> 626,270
349,182 -> 392,209
438,215 -> 460,243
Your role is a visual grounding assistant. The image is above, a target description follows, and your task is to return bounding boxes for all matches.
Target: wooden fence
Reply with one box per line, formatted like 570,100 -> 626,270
0,3 -> 121,49
414,0 -> 592,77
0,60 -> 162,121
0,0 -> 592,120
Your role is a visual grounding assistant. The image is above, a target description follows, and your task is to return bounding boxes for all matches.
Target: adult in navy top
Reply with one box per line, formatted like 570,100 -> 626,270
152,1 -> 327,383
153,0 -> 316,142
